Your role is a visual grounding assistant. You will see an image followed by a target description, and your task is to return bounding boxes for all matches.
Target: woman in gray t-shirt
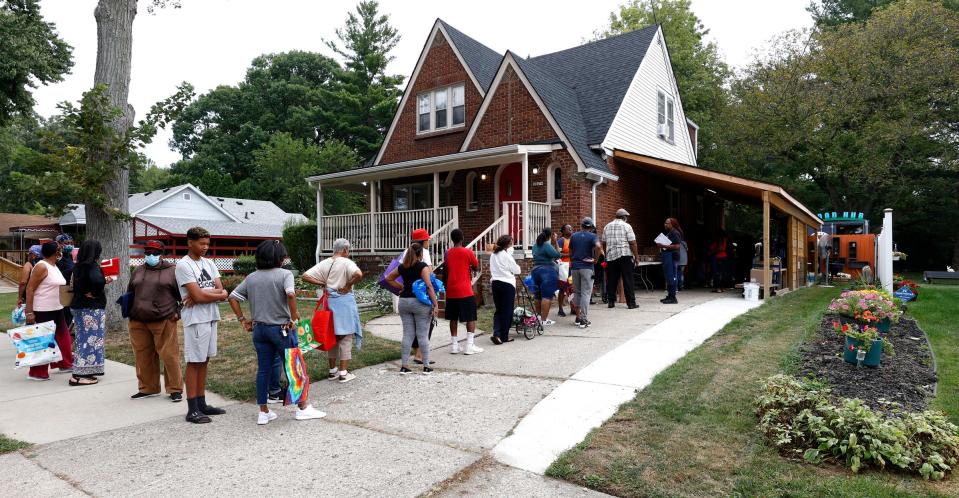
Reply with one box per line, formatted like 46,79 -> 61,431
227,241 -> 326,425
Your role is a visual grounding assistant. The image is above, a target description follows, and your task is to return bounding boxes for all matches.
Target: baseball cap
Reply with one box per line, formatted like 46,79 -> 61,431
581,217 -> 594,228
616,208 -> 630,217
145,240 -> 165,251
411,228 -> 430,242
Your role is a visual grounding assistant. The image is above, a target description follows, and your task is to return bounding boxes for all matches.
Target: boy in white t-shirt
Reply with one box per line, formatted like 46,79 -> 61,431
175,227 -> 229,424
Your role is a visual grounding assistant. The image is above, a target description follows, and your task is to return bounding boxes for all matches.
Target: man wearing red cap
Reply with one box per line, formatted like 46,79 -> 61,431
126,240 -> 184,402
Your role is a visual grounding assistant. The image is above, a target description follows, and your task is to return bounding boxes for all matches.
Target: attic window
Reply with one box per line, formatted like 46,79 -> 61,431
657,90 -> 675,144
417,83 -> 465,134
183,193 -> 191,200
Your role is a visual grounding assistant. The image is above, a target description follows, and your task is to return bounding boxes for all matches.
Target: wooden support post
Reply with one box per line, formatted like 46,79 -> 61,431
521,154 -> 529,252
370,181 -> 377,254
315,183 -> 323,264
433,172 -> 440,235
762,191 -> 771,299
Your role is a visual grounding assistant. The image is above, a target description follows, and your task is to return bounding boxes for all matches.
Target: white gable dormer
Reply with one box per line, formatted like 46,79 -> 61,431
134,185 -> 238,222
601,26 -> 698,166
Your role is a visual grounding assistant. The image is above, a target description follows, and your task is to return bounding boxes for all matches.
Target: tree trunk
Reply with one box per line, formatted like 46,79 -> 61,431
92,0 -> 137,332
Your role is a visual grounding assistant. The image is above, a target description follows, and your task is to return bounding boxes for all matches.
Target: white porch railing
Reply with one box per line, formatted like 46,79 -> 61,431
320,206 -> 458,255
502,201 -> 552,250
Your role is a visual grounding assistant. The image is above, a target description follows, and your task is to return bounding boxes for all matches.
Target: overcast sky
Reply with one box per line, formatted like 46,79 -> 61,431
32,0 -> 812,168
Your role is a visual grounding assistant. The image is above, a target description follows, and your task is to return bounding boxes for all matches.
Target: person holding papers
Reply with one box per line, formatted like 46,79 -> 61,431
657,218 -> 684,304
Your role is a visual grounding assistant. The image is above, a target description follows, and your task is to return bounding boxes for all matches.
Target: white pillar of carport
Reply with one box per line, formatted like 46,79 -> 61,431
315,183 -> 323,265
521,152 -> 530,253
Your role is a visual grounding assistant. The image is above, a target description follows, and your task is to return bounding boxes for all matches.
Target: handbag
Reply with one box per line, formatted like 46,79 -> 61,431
310,292 -> 336,352
295,318 -> 322,353
377,255 -> 404,296
59,284 -> 74,308
283,331 -> 310,406
116,291 -> 135,319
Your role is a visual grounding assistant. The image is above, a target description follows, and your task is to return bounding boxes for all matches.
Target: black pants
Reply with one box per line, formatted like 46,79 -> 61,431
491,281 -> 516,340
606,256 -> 636,307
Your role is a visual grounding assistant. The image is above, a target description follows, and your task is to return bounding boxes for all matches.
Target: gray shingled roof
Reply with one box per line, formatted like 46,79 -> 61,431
529,25 -> 659,145
139,216 -> 286,238
438,20 -> 502,92
367,21 -> 659,175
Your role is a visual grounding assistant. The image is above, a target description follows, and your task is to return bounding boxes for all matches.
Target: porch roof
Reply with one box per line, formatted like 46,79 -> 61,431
306,143 -> 561,187
613,149 -> 823,228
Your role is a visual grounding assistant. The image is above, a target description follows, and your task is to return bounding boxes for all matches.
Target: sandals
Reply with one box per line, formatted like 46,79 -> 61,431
69,376 -> 98,386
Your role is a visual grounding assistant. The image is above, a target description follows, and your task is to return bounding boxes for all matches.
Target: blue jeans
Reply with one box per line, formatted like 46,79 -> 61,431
252,324 -> 289,406
662,251 -> 678,299
269,354 -> 283,396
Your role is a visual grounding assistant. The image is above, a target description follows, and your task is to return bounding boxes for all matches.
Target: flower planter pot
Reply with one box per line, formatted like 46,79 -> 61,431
843,337 -> 882,367
877,317 -> 891,334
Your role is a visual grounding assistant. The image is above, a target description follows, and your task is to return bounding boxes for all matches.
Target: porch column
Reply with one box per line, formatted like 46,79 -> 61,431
433,171 -> 440,235
762,191 -> 771,299
315,182 -> 324,265
522,153 -> 529,252
370,181 -> 377,254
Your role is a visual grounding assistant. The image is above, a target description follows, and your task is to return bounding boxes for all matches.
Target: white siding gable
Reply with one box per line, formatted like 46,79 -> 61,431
137,186 -> 233,221
601,27 -> 698,166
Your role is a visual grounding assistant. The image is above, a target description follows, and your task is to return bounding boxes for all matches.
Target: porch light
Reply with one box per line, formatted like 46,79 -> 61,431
532,167 -> 539,175
481,173 -> 488,180
361,181 -> 368,186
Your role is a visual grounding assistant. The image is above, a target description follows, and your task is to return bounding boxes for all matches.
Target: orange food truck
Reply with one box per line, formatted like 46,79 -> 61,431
808,211 -> 876,279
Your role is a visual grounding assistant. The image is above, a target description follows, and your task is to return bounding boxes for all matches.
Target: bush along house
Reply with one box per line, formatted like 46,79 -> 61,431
307,20 -> 821,298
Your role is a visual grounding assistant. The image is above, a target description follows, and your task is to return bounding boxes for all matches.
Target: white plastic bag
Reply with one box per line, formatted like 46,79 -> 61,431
7,321 -> 62,368
10,304 -> 26,326
557,261 -> 570,282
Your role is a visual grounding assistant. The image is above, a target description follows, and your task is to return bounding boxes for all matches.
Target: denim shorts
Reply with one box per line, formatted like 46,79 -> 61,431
532,266 -> 559,300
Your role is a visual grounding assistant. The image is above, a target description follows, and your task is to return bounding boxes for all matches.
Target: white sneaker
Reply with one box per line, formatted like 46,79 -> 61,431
257,410 -> 278,425
450,344 -> 461,354
338,372 -> 356,383
541,319 -> 556,326
294,404 -> 327,421
464,345 -> 484,355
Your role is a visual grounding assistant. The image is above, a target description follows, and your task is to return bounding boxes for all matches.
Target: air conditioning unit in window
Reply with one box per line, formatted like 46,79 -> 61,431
657,123 -> 669,138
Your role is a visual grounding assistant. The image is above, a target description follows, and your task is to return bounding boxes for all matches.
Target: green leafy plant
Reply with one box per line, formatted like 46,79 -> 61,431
231,255 -> 256,276
830,321 -> 894,356
219,275 -> 244,294
756,375 -> 959,480
282,221 -> 317,272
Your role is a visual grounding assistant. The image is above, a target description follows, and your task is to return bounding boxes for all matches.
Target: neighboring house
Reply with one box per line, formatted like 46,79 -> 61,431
62,184 -> 307,271
308,20 -> 820,292
0,213 -> 61,265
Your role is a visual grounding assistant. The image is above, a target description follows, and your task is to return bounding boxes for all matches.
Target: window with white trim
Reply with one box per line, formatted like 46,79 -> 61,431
393,183 -> 432,211
657,90 -> 675,143
417,84 -> 466,134
666,185 -> 680,218
546,163 -> 562,205
465,172 -> 479,211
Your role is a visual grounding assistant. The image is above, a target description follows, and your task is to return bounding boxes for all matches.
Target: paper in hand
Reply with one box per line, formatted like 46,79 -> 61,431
654,233 -> 672,246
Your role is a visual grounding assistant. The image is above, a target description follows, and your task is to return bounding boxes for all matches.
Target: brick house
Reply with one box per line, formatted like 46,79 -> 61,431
308,20 -> 820,294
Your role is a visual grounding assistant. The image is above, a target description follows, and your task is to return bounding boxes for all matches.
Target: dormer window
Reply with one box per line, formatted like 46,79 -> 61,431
417,84 -> 466,134
657,90 -> 675,143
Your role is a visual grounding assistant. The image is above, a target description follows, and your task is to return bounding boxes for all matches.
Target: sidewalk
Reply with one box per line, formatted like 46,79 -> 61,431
3,289 -> 759,497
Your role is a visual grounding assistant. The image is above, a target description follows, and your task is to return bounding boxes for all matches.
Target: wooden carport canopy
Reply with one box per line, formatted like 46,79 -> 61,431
614,150 -> 823,298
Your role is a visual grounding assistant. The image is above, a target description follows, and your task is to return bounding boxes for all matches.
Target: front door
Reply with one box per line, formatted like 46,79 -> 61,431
498,163 -> 522,243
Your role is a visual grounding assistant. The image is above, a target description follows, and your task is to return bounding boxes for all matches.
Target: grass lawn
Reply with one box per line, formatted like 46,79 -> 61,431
105,302 -> 398,401
0,292 -> 30,453
910,284 -> 959,424
547,286 -> 959,498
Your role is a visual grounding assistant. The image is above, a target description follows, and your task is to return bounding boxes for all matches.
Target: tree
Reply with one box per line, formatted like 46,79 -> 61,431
596,0 -> 729,164
0,0 -> 73,126
324,0 -> 404,159
808,0 -> 959,27
129,158 -> 172,192
168,50 -> 341,195
722,0 -> 959,267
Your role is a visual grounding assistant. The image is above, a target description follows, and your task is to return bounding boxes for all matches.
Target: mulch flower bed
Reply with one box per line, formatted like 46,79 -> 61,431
798,314 -> 936,413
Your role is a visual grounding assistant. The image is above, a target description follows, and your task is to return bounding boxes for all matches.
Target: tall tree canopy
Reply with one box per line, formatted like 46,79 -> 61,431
808,0 -> 959,26
167,0 -> 402,215
324,0 -> 404,159
0,0 -> 73,125
596,0 -> 729,164
721,0 -> 959,266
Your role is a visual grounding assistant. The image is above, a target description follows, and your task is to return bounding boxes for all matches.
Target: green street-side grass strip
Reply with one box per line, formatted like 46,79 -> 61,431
547,287 -> 959,498
909,284 -> 959,424
0,434 -> 30,454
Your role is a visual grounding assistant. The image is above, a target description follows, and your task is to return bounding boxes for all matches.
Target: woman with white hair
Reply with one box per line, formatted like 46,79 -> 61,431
303,238 -> 364,383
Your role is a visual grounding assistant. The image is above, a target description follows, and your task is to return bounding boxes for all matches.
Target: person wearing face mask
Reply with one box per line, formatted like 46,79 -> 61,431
489,235 -> 521,344
56,234 -> 76,331
17,245 -> 43,308
126,240 -> 184,402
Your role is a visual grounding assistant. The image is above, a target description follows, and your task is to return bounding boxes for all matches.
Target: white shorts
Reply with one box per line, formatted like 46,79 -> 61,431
184,321 -> 218,363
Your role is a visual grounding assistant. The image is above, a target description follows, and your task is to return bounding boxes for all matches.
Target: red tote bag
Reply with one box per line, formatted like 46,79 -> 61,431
311,292 -> 336,352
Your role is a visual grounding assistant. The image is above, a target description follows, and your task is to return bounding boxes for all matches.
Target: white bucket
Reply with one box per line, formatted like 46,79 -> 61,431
743,282 -> 760,302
